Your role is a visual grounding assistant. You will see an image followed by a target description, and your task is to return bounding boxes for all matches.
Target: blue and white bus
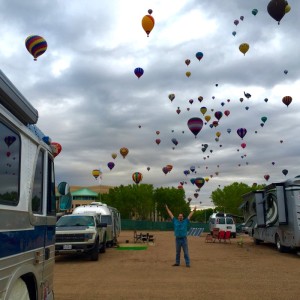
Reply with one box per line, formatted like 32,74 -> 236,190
0,70 -> 69,299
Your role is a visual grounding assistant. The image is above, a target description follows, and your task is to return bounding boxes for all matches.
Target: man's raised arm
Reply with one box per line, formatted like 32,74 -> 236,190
165,205 -> 174,219
188,207 -> 197,220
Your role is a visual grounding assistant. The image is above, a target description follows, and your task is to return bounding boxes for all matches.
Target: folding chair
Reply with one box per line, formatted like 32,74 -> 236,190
218,230 -> 226,242
224,231 -> 231,243
212,228 -> 220,242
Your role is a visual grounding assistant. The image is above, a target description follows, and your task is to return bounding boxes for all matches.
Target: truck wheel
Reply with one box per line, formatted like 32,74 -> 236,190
8,278 -> 30,300
100,237 -> 106,253
91,240 -> 99,261
275,234 -> 288,253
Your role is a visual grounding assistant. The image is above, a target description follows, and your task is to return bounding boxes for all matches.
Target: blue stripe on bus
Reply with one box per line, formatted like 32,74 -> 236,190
0,225 -> 55,258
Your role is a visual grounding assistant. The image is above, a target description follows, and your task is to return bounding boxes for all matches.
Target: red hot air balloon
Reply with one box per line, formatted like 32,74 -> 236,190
187,117 -> 203,138
107,162 -> 115,170
155,138 -> 161,145
156,130 -> 160,135
51,142 -> 62,157
25,35 -> 47,61
132,172 -> 143,184
241,142 -> 246,149
264,174 -> 270,181
134,67 -> 144,79
282,96 -> 292,107
194,177 -> 205,189
224,110 -> 230,117
237,128 -> 247,139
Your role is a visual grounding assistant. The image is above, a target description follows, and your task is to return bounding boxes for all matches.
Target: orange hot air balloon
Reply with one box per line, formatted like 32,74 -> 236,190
239,43 -> 249,55
120,147 -> 129,158
166,164 -> 173,172
142,13 -> 155,37
204,115 -> 211,122
282,96 -> 292,107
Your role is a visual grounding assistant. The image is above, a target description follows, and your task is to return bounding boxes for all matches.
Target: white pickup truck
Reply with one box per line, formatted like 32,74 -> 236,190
55,213 -> 107,261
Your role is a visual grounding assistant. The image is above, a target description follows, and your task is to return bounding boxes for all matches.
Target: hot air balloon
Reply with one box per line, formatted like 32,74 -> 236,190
194,177 -> 205,189
264,98 -> 268,103
189,99 -> 193,104
214,111 -> 223,121
234,19 -> 239,26
186,71 -> 191,78
171,138 -> 178,146
107,162 -> 115,170
252,8 -> 258,15
25,35 -> 47,61
185,59 -> 191,66
120,147 -> 129,158
187,117 -> 203,138
241,142 -> 246,149
267,0 -> 288,24
264,174 -> 270,181
205,115 -> 211,122
190,166 -> 196,172
134,67 -> 144,79
239,43 -> 249,55
132,172 -> 143,184
195,52 -> 203,61
147,167 -> 150,171
282,96 -> 292,107
162,167 -> 169,175
166,164 -> 173,172
142,13 -> 155,37
282,169 -> 288,176
92,169 -> 100,179
232,31 -> 236,36
112,153 -> 117,159
261,116 -> 267,123
198,96 -> 203,102
240,16 -> 244,21
156,130 -> 160,135
227,128 -> 231,134
176,107 -> 181,114
194,193 -> 199,198
284,70 -> 288,74
200,107 -> 207,115
155,138 -> 161,145
168,94 -> 175,102
237,128 -> 247,139
212,121 -> 218,127
50,142 -> 62,157
224,110 -> 230,117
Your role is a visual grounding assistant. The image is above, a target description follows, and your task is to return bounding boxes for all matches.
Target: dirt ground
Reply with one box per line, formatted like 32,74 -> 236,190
54,231 -> 300,300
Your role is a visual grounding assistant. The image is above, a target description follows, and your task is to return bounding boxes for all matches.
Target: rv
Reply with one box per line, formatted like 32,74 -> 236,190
0,70 -> 70,299
73,202 -> 121,247
241,176 -> 300,253
209,212 -> 237,238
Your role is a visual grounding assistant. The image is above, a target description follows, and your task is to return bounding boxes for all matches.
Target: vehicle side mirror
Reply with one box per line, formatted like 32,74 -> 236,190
57,182 -> 72,211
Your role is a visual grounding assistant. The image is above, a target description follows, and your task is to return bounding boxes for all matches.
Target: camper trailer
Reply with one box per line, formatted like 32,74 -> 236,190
73,202 -> 121,247
0,70 -> 70,299
241,176 -> 300,253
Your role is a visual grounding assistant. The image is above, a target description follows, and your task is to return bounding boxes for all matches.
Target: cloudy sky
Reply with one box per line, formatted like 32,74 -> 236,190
0,0 -> 299,208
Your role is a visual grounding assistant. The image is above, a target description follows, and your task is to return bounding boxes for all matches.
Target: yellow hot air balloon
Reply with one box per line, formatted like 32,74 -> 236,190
285,4 -> 291,13
111,153 -> 117,159
200,107 -> 207,115
205,177 -> 209,182
142,14 -> 155,37
185,71 -> 191,78
216,131 -> 221,138
92,169 -> 100,179
239,43 -> 249,55
204,115 -> 211,122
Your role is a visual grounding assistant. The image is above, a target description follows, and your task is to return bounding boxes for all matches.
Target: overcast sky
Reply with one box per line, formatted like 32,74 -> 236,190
0,0 -> 299,208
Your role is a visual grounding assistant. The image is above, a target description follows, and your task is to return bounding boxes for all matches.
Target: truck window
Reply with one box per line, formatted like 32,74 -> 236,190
56,216 -> 95,227
0,121 -> 20,206
218,217 -> 225,224
32,150 -> 44,214
226,218 -> 234,224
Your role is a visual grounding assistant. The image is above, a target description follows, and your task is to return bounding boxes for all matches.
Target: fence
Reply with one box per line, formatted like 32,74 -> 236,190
121,219 -> 210,232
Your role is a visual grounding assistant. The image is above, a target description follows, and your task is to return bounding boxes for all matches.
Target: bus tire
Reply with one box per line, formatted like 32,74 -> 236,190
8,278 -> 30,300
275,234 -> 288,253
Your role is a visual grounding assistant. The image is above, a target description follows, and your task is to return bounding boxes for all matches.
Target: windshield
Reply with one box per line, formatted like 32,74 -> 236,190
56,215 -> 95,227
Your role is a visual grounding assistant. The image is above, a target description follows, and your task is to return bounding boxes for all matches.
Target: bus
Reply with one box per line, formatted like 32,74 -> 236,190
0,70 -> 70,299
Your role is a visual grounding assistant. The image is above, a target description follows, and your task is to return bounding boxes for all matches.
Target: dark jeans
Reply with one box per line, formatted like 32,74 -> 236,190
175,237 -> 190,266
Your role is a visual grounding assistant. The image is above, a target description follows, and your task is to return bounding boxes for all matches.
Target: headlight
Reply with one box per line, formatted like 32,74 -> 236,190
84,233 -> 94,241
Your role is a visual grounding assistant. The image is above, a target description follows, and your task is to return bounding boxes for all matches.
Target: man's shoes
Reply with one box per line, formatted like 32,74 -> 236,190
172,263 -> 179,266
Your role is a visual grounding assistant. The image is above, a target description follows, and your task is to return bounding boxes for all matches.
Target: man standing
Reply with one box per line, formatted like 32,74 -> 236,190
165,205 -> 196,267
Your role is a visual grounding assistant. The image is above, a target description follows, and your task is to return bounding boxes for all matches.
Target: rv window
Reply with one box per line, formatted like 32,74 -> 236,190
32,150 -> 44,214
226,218 -> 234,224
0,121 -> 20,205
101,215 -> 112,225
218,217 -> 225,224
47,156 -> 56,215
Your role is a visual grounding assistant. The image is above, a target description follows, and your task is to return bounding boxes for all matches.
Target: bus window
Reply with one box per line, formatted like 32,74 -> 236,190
32,150 -> 44,214
0,121 -> 20,206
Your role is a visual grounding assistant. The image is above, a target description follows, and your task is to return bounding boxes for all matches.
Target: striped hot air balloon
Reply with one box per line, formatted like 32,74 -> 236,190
25,35 -> 47,61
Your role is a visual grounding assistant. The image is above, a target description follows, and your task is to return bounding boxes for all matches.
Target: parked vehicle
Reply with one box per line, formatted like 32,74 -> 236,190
0,70 -> 70,299
241,176 -> 300,253
55,213 -> 107,260
73,202 -> 121,247
209,212 -> 237,238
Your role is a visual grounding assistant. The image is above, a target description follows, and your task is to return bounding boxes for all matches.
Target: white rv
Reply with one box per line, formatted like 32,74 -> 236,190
73,202 -> 121,247
0,70 -> 70,299
241,176 -> 300,253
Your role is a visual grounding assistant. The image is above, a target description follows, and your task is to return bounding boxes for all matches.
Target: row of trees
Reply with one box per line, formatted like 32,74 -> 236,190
100,182 -> 266,222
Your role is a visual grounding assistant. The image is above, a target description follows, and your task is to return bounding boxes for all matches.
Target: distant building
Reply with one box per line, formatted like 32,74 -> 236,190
56,185 -> 113,213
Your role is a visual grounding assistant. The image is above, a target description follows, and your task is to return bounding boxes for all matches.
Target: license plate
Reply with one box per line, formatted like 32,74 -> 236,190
63,245 -> 72,250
